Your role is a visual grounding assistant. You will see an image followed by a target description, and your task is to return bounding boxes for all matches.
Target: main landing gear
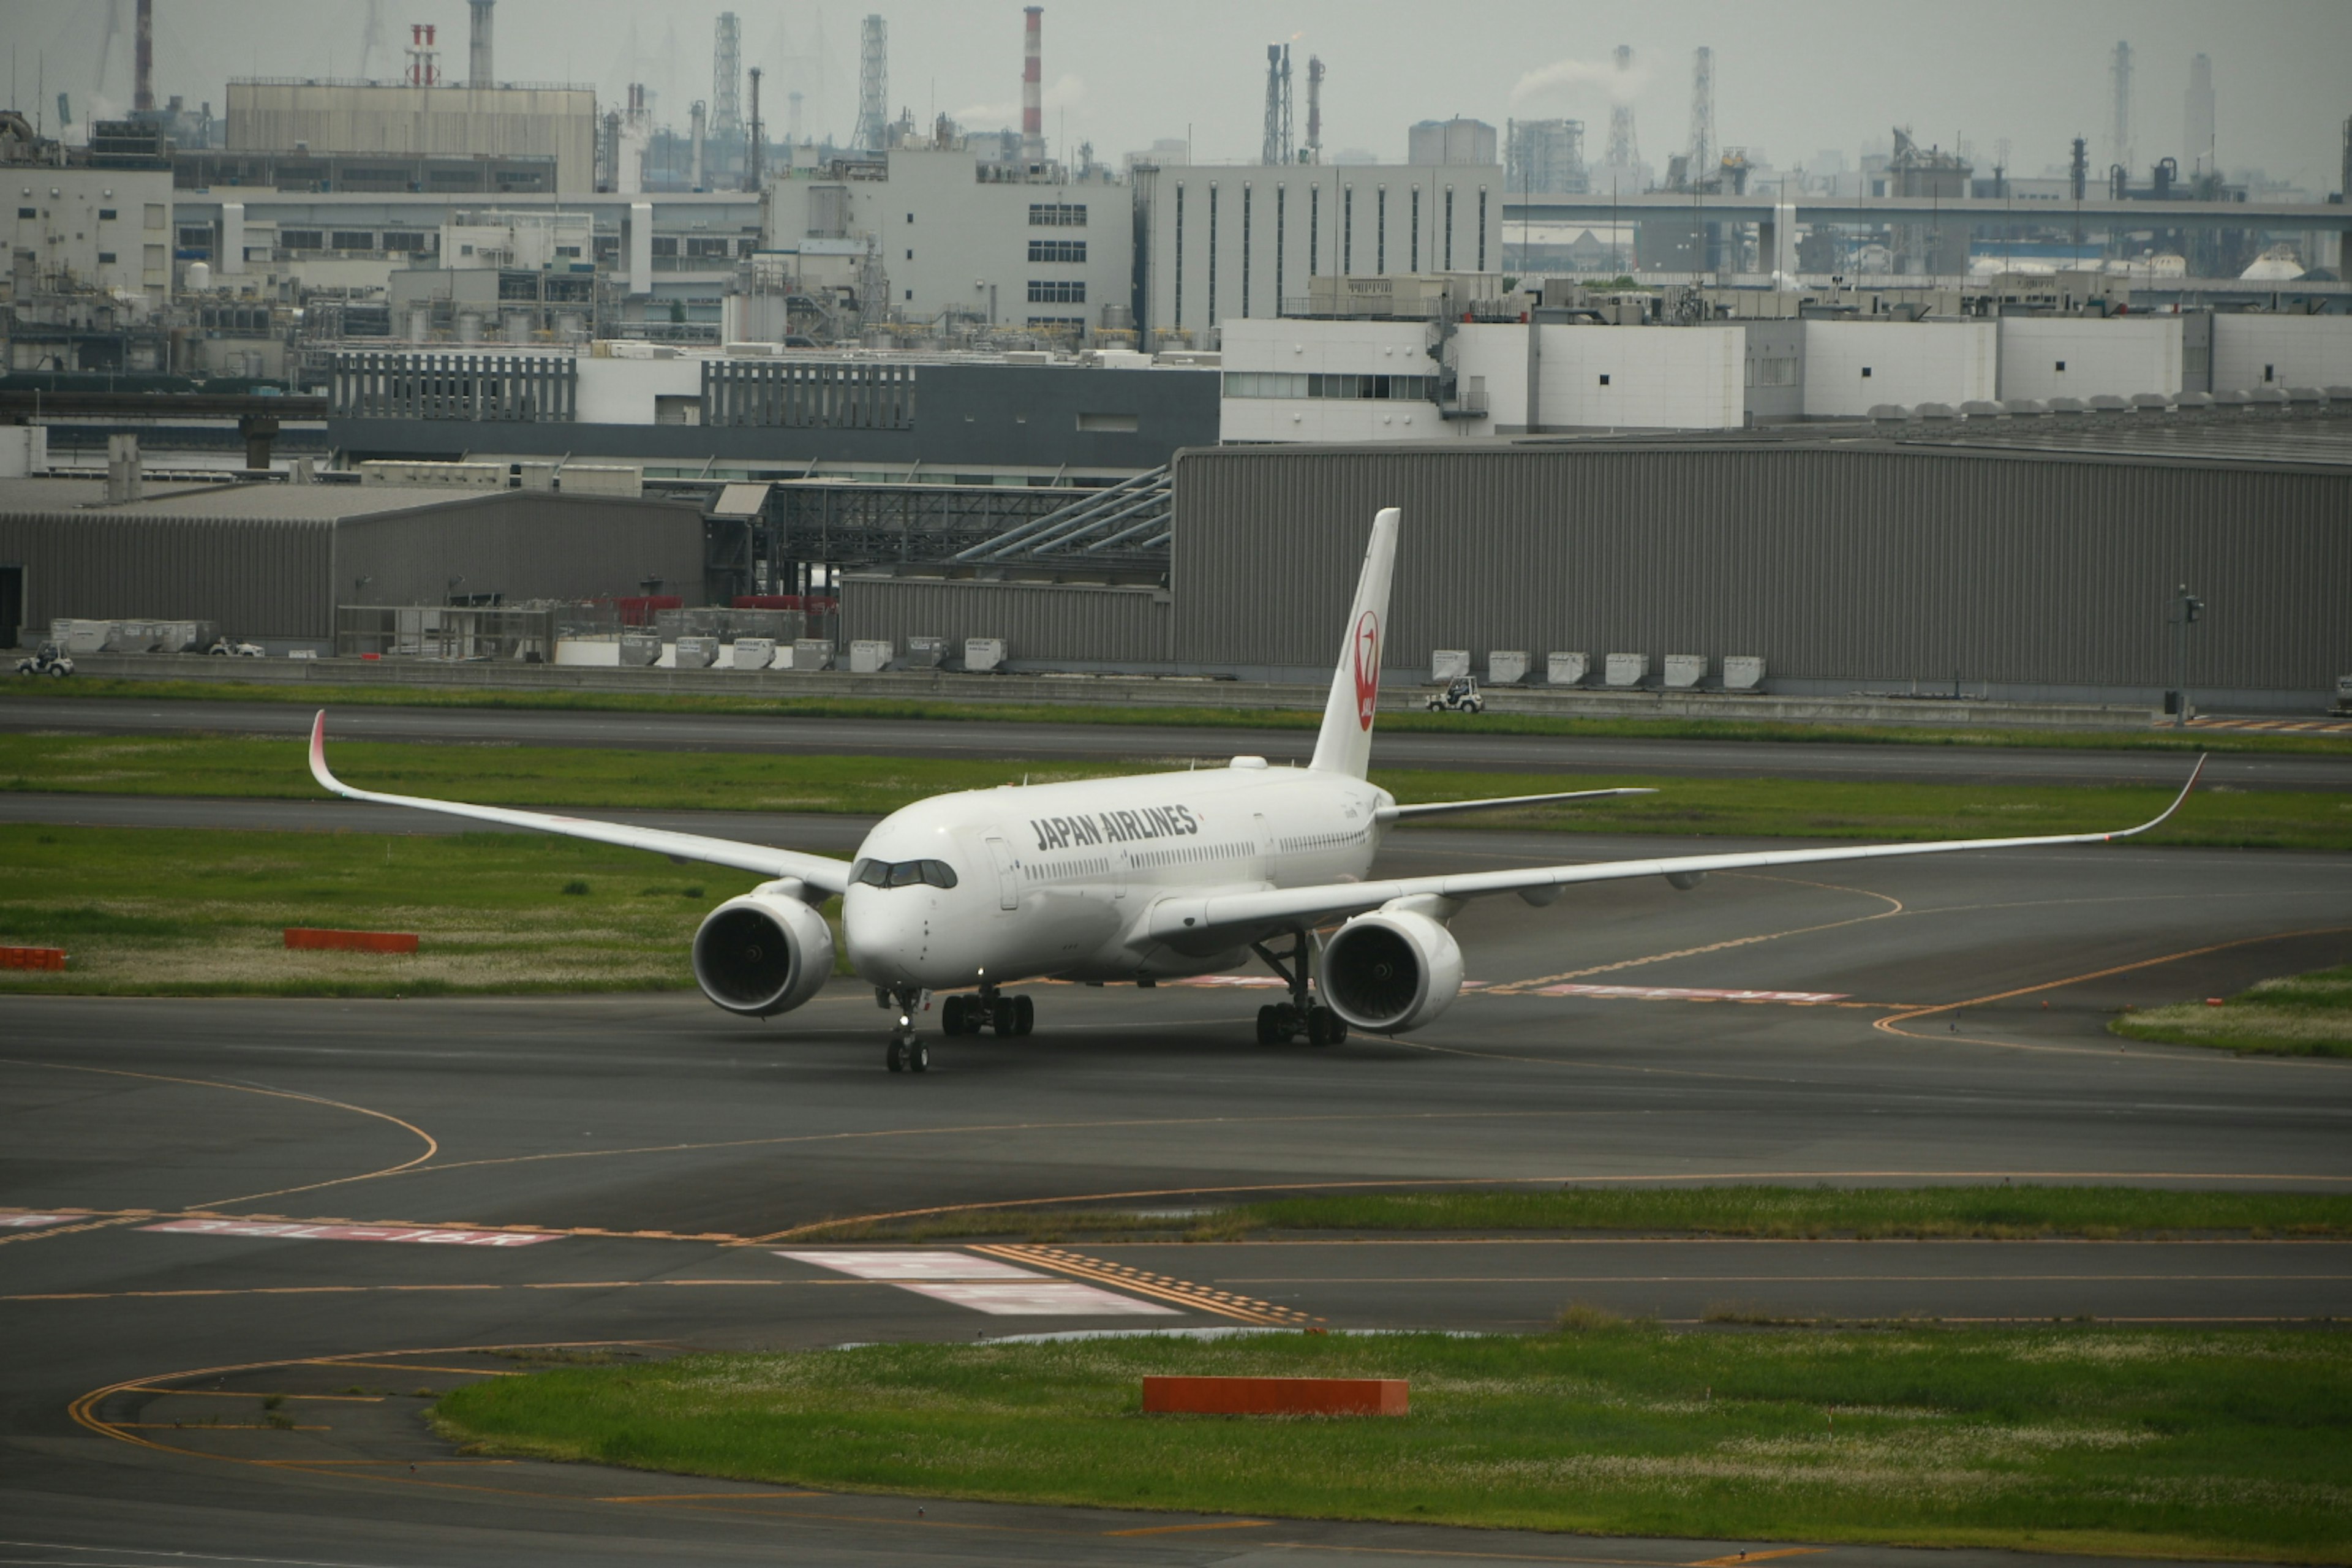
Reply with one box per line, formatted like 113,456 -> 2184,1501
1251,930 -> 1346,1047
941,987 -> 1034,1038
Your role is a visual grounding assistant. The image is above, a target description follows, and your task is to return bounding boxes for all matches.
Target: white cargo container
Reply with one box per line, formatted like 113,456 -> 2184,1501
674,635 -> 720,669
1546,651 -> 1591,686
849,639 -> 895,674
1722,655 -> 1766,692
1604,653 -> 1649,688
731,638 -> 777,670
617,634 -> 662,667
1430,649 -> 1471,682
1487,650 -> 1529,685
1663,654 -> 1708,690
791,638 -> 836,671
964,638 -> 1008,673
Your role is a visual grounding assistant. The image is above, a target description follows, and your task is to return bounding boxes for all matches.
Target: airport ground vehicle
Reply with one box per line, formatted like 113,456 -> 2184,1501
15,644 -> 72,677
309,507 -> 2201,1072
1425,676 -> 1485,714
207,638 -> 264,657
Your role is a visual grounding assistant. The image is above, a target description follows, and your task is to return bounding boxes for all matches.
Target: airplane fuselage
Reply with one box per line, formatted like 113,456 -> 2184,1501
842,761 -> 1393,990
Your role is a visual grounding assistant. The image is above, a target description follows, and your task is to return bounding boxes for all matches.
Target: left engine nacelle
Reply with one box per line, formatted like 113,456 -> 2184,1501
1320,907 -> 1464,1035
692,891 -> 835,1017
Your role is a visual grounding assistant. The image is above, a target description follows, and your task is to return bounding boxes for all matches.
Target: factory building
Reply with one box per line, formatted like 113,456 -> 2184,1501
845,420 -> 2352,710
225,83 -> 599,195
3,129 -> 175,307
1131,159 -> 1502,347
0,479 -> 703,648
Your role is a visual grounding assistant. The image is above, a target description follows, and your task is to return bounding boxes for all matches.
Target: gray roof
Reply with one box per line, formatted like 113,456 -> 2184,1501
0,478 -> 507,522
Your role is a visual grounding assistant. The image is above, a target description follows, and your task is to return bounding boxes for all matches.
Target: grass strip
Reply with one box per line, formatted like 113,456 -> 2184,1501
15,673 -> 2348,755
791,1185 -> 2352,1243
4,734 -> 2343,848
0,824 -> 763,996
430,1324 -> 2352,1562
2113,965 -> 2352,1058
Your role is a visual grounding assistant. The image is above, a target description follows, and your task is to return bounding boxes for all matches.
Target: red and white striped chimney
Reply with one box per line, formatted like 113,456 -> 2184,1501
1020,7 -> 1045,164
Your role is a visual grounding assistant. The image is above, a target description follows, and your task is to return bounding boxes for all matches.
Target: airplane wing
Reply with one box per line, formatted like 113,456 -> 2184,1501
1149,758 -> 2206,944
307,710 -> 854,893
1375,787 -> 1654,823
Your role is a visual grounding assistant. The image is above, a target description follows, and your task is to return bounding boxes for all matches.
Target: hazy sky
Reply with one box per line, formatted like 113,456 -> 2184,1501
12,0 -> 2351,191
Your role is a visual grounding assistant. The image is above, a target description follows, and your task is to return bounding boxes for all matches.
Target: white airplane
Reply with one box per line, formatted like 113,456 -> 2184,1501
309,507 -> 2203,1072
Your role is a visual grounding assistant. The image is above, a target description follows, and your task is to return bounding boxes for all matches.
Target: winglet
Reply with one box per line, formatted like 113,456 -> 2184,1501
309,709 -> 350,798
2107,754 -> 2206,841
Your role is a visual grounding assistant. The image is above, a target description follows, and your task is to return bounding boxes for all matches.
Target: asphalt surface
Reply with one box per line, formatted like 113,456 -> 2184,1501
4,823 -> 2350,1565
9,693 -> 2342,789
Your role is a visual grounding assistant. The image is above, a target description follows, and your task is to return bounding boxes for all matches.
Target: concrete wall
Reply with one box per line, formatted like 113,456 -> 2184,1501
1529,323 -> 1744,431
1801,320 -> 1996,417
1218,317 -> 1448,443
840,575 -> 1169,666
2211,314 -> 2352,391
1998,315 -> 2183,401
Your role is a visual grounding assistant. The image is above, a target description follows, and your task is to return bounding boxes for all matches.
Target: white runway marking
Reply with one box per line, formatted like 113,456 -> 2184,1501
775,1248 -> 1045,1280
142,1220 -> 560,1247
892,1280 -> 1182,1316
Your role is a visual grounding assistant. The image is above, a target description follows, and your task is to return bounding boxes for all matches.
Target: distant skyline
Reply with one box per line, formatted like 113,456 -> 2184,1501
9,0 -> 2350,192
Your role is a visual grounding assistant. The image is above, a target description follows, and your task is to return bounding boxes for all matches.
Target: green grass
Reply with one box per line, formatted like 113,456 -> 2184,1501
15,673 -> 2350,755
0,824 -> 764,996
790,1185 -> 2352,1243
4,733 -> 2342,848
2113,965 -> 2352,1058
430,1325 -> 2352,1561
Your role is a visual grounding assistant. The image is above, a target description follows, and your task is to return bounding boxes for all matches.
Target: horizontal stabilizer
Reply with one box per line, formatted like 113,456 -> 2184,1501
1375,787 -> 1656,824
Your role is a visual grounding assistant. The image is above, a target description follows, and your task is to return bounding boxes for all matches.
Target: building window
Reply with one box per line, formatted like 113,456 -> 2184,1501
1477,187 -> 1487,270
1027,279 -> 1085,303
1241,184 -> 1252,318
1376,186 -> 1386,271
1343,186 -> 1352,272
1861,367 -> 1872,378
1027,202 -> 1087,225
97,251 -> 116,263
280,229 -> 322,251
99,208 -> 118,221
1173,185 -> 1185,330
15,207 -> 32,219
651,236 -> 679,258
1207,185 -> 1218,324
1444,187 -> 1454,270
1027,238 -> 1085,262
1598,374 -> 1611,386
2055,360 -> 2067,372
1223,371 -> 1438,401
382,230 -> 427,252
1309,184 -> 1319,277
331,230 -> 372,251
2264,363 -> 2275,382
1027,315 -> 1085,329
1410,186 -> 1420,272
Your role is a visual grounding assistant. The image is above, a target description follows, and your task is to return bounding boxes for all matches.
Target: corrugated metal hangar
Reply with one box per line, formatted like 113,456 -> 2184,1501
0,480 -> 704,646
845,429 -> 2352,708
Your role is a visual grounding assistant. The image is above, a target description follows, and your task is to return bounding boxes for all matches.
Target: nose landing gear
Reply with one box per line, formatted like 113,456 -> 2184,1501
1251,930 -> 1346,1047
882,985 -> 930,1073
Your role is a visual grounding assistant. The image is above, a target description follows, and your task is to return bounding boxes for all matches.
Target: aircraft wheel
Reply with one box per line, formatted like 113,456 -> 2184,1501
1308,1008 -> 1346,1047
908,1039 -> 930,1073
886,1038 -> 907,1072
1254,1005 -> 1279,1045
1013,995 -> 1035,1036
942,995 -> 967,1036
993,997 -> 1016,1035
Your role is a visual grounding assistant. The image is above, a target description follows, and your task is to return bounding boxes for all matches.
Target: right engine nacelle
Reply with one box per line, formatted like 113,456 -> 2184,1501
692,890 -> 835,1018
1321,907 -> 1464,1035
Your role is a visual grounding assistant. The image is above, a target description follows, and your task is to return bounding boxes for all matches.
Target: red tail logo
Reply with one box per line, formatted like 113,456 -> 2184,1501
1351,611 -> 1381,730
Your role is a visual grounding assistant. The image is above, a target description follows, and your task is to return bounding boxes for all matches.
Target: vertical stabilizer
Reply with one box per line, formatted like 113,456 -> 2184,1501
1308,507 -> 1400,777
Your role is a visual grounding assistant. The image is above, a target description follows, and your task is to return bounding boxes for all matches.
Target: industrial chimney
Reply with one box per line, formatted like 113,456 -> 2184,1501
135,0 -> 154,113
1021,7 -> 1045,165
469,0 -> 494,86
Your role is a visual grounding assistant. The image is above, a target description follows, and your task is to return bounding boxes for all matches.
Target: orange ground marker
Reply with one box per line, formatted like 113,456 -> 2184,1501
1,946 -> 67,971
284,929 -> 420,954
1142,1376 -> 1408,1417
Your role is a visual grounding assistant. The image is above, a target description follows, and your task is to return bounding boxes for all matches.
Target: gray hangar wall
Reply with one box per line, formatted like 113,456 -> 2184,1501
2,513 -> 336,639
337,493 -> 706,614
840,577 -> 1170,668
1167,444 -> 2352,703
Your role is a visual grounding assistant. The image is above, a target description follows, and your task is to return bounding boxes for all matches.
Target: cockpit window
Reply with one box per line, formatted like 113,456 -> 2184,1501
851,857 -> 959,889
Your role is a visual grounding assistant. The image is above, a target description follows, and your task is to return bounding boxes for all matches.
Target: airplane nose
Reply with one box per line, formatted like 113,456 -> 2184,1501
843,889 -> 926,984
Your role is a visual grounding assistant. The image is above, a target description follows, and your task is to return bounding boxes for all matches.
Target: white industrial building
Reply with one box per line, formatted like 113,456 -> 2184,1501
225,82 -> 599,194
1133,160 -> 1502,346
1220,308 -> 2348,441
5,163 -> 175,301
